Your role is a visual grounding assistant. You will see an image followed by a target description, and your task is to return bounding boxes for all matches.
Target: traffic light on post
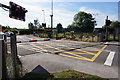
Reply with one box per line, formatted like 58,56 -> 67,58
105,20 -> 112,26
9,1 -> 28,21
42,23 -> 46,28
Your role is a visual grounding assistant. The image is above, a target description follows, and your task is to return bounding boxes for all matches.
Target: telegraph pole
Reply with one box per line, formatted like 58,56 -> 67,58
50,0 -> 53,29
42,10 -> 45,23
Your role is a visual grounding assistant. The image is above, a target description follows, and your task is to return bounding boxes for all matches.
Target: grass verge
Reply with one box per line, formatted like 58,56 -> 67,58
21,70 -> 109,80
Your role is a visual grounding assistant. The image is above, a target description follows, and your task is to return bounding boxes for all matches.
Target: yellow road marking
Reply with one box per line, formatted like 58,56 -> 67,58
18,44 -> 48,52
60,47 -> 95,55
30,44 -> 48,51
74,49 -> 95,55
34,43 -> 106,61
43,44 -> 92,61
81,49 -> 100,51
59,54 -> 91,61
18,42 -> 108,61
18,45 -> 42,52
101,45 -> 108,50
73,52 -> 94,55
91,45 -> 108,61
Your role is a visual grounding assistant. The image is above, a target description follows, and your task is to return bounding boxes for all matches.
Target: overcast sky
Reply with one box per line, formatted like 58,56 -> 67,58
0,0 -> 119,29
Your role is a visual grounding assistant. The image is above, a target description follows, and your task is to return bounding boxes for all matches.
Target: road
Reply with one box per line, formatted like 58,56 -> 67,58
17,35 -> 119,78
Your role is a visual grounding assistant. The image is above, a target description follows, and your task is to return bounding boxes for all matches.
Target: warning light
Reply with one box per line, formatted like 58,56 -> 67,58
9,1 -> 28,21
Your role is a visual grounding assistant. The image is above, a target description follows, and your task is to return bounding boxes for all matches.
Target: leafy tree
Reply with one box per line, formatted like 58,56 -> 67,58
28,22 -> 34,29
110,21 -> 120,40
111,21 -> 120,29
56,23 -> 63,33
71,11 -> 96,32
102,21 -> 120,40
67,24 -> 79,31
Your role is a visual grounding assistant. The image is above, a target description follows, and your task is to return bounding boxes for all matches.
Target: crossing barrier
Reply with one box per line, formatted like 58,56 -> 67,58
16,35 -> 98,43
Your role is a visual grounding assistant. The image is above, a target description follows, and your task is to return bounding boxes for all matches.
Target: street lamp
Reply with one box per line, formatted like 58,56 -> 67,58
93,13 -> 98,32
50,0 -> 53,29
42,10 -> 45,23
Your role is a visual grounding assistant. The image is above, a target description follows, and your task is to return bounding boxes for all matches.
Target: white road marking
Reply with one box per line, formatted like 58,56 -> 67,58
104,51 -> 115,66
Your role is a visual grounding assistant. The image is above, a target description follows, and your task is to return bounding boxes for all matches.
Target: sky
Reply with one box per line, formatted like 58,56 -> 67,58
0,0 -> 119,29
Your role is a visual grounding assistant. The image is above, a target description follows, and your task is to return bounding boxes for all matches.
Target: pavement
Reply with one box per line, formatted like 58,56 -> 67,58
16,35 -> 119,79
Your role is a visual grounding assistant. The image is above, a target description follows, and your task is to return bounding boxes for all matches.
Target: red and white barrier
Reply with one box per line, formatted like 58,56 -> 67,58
16,35 -> 97,43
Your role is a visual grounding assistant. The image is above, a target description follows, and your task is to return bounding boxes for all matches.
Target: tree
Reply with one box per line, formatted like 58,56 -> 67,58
72,11 -> 96,32
56,23 -> 63,33
28,22 -> 34,29
110,21 -> 120,40
67,24 -> 79,31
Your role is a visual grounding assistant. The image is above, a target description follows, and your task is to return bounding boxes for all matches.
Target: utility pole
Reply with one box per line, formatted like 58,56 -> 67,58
42,10 -> 45,23
50,0 -> 53,29
92,13 -> 98,32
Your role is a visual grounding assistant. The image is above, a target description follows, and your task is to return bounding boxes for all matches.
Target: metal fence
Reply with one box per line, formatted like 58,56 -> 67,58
0,34 -> 23,80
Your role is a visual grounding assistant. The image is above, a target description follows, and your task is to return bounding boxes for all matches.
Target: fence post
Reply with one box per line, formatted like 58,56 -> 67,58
0,38 -> 8,79
10,34 -> 19,78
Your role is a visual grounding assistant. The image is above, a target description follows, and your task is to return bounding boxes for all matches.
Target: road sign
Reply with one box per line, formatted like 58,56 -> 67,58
34,20 -> 38,25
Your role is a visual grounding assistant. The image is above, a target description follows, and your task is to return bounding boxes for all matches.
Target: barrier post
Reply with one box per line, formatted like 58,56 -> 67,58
0,39 -> 8,79
10,34 -> 19,78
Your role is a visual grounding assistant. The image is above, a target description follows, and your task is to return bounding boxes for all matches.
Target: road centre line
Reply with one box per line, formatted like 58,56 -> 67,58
104,51 -> 115,66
